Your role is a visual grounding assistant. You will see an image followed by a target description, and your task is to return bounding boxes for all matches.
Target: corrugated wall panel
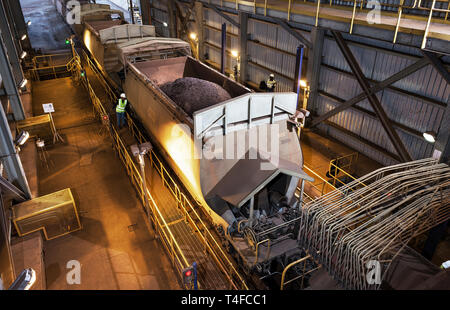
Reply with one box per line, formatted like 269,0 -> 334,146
317,123 -> 398,166
319,66 -> 362,100
204,9 -> 239,35
318,34 -> 449,165
247,63 -> 292,92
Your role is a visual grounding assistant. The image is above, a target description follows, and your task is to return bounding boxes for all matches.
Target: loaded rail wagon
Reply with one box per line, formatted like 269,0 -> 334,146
55,1 -> 316,277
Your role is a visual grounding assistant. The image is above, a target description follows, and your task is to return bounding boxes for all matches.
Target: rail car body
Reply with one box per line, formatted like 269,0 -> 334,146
54,0 -> 315,280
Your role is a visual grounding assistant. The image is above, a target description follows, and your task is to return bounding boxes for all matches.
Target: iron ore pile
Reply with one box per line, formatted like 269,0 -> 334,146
160,77 -> 231,115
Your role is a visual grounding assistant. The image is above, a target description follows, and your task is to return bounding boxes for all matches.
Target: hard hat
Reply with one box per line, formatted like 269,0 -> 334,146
269,74 -> 275,78
120,93 -> 126,98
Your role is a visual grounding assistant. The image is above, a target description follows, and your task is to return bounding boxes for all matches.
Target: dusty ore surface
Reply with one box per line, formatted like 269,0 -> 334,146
160,77 -> 231,115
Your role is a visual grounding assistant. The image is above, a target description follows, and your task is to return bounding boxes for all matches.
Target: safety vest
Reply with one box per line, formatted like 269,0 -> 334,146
116,99 -> 127,113
267,79 -> 277,89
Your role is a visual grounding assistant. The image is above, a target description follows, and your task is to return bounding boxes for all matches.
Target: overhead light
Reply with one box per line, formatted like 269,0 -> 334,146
19,79 -> 28,88
14,131 -> 30,147
163,22 -> 168,27
8,268 -> 36,290
21,34 -> 27,41
231,50 -> 239,58
189,32 -> 197,41
299,79 -> 307,88
27,20 -> 32,26
20,51 -> 27,59
423,131 -> 436,143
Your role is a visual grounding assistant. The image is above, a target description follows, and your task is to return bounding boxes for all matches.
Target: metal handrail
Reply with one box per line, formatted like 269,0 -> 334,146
238,219 -> 249,233
71,51 -> 192,286
254,238 -> 271,265
127,115 -> 249,290
221,0 -> 450,48
280,254 -> 310,290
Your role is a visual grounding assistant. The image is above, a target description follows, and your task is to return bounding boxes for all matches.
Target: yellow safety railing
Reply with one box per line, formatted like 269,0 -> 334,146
280,254 -> 321,290
30,52 -> 74,80
220,0 -> 450,49
254,238 -> 271,265
327,152 -> 368,189
70,50 -> 194,287
302,165 -> 337,197
126,114 -> 249,290
77,48 -> 249,290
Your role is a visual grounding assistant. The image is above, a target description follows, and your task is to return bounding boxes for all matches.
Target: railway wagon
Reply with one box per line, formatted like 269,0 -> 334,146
53,0 -> 125,38
54,1 -> 315,276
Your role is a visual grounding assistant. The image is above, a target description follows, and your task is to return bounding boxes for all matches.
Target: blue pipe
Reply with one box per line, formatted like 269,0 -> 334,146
193,262 -> 198,290
296,45 -> 304,107
221,23 -> 226,74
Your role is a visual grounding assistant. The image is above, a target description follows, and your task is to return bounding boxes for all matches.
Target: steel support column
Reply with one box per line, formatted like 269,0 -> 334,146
331,30 -> 412,162
167,0 -> 177,38
238,11 -> 248,84
434,98 -> 450,165
305,27 -> 324,112
0,0 -> 24,86
140,0 -> 151,25
4,0 -> 31,50
0,24 -> 25,121
195,1 -> 204,61
420,50 -> 450,164
0,89 -> 31,199
220,23 -> 226,74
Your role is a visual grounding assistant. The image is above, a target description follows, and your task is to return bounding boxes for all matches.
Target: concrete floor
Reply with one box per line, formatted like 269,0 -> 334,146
20,0 -> 73,52
30,76 -> 179,290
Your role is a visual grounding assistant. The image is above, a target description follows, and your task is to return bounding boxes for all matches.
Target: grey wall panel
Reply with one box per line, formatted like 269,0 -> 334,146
380,89 -> 445,133
247,63 -> 292,92
320,66 -> 362,100
317,122 -> 398,166
204,8 -> 239,35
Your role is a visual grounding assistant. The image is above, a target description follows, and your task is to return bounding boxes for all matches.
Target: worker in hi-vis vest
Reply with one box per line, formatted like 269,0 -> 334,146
116,93 -> 128,129
266,73 -> 277,92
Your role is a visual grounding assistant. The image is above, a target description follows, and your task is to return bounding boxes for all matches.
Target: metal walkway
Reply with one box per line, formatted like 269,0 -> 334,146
149,172 -> 229,289
78,49 -> 246,289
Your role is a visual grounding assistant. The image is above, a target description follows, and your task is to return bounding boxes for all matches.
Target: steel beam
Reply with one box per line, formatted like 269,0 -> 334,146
4,0 -> 31,50
140,0 -> 151,25
238,11 -> 248,84
422,51 -> 450,85
434,94 -> 450,165
331,30 -> 412,162
273,19 -> 311,49
0,23 -> 25,121
195,1 -> 204,61
204,3 -> 240,29
306,26 -> 324,112
0,175 -> 26,202
323,120 -> 401,162
319,90 -> 425,139
167,0 -> 177,38
0,0 -> 24,86
193,0 -> 450,55
0,95 -> 31,199
309,57 -> 430,128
